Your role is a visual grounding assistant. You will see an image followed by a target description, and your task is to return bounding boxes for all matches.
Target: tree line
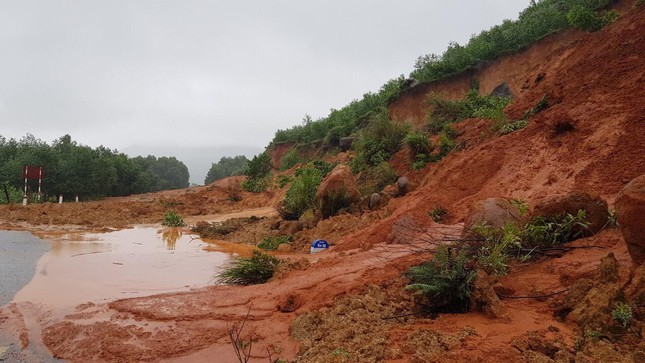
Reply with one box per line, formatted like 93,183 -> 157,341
0,134 -> 189,203
268,0 -> 617,149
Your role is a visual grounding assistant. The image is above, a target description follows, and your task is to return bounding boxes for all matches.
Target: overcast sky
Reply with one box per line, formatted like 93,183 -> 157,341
0,0 -> 530,183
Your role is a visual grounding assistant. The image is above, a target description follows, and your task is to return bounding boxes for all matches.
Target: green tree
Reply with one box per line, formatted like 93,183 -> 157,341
204,155 -> 249,184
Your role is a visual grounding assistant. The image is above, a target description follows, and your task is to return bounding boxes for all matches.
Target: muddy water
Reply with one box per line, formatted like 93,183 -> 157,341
12,227 -> 233,308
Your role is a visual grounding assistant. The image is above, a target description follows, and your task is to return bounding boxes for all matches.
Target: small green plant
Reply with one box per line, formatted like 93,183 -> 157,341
636,0 -> 645,7
218,250 -> 281,285
611,302 -> 633,328
162,210 -> 185,227
412,159 -> 428,170
522,210 -> 590,249
242,176 -> 271,193
406,246 -> 475,313
427,89 -> 511,135
510,198 -> 529,216
585,330 -> 603,339
404,131 -> 433,156
606,209 -> 618,228
351,112 -> 410,170
438,131 -> 457,157
472,96 -> 511,123
160,199 -> 179,208
228,306 -> 256,363
356,161 -> 398,195
465,210 -> 591,274
602,10 -> 619,24
331,348 -> 350,359
257,235 -> 291,251
228,195 -> 242,202
276,174 -> 292,189
429,207 -> 448,223
280,148 -> 302,171
280,164 -> 324,220
471,222 -> 523,275
499,120 -> 529,135
411,153 -> 431,171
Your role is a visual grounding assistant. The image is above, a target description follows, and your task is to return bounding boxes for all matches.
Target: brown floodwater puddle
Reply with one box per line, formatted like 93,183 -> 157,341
11,227 -> 244,308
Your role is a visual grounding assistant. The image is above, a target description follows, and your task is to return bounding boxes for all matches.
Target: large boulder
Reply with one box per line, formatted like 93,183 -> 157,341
462,198 -> 527,237
615,175 -> 645,264
315,164 -> 361,218
532,192 -> 609,235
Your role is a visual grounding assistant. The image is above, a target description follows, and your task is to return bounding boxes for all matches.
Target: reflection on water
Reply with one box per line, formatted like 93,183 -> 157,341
12,227 -> 232,308
162,227 -> 182,250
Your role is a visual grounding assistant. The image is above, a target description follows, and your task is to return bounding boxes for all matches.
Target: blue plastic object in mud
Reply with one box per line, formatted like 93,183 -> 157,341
310,239 -> 329,253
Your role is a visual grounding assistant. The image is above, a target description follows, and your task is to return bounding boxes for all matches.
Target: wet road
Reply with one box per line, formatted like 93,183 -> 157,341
0,231 -> 50,307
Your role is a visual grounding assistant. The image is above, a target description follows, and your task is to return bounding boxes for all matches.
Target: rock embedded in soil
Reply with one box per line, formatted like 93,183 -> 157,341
368,193 -> 382,210
396,176 -> 409,196
315,164 -> 361,218
471,270 -> 507,318
462,197 -> 527,237
615,175 -> 645,264
532,191 -> 609,235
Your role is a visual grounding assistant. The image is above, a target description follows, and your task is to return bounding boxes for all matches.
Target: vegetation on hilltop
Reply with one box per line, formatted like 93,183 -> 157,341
267,0 -> 617,151
0,133 -> 189,202
204,155 -> 248,184
241,152 -> 273,192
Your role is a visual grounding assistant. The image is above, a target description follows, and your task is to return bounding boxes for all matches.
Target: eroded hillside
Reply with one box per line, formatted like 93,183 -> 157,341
1,2 -> 644,362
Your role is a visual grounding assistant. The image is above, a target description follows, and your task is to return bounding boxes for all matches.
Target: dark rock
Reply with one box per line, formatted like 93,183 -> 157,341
277,294 -> 301,313
396,176 -> 409,196
490,82 -> 513,98
368,193 -> 382,210
339,137 -> 355,152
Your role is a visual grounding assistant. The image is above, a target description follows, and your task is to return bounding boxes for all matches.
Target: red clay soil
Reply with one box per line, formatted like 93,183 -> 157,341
0,176 -> 276,232
344,5 -> 645,251
1,3 -> 644,363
